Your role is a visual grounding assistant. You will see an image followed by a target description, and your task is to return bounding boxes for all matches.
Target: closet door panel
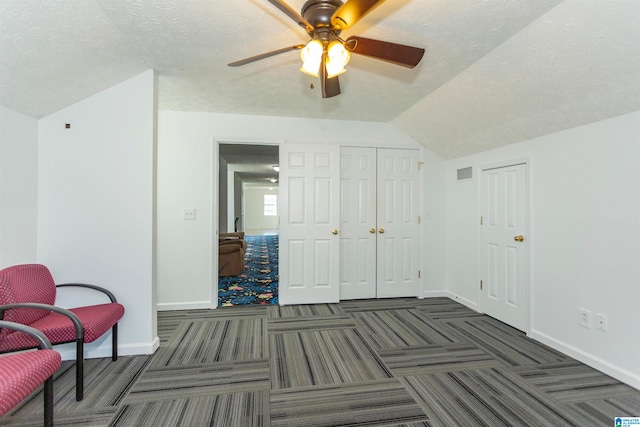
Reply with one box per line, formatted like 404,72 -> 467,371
339,147 -> 377,299
376,149 -> 419,298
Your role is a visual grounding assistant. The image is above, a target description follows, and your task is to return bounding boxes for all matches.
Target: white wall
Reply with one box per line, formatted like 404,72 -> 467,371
37,70 -> 158,359
0,106 -> 39,268
244,186 -> 279,232
157,110 -> 447,310
445,111 -> 640,388
218,157 -> 228,233
422,146 -> 448,296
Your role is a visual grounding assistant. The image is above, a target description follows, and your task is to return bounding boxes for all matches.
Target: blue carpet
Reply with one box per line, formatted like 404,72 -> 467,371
218,235 -> 278,306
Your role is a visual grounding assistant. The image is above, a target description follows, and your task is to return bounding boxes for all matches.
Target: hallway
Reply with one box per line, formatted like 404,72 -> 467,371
218,234 -> 279,306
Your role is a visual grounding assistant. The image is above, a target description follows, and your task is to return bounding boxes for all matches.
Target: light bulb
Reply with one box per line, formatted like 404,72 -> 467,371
326,40 -> 350,78
300,39 -> 323,77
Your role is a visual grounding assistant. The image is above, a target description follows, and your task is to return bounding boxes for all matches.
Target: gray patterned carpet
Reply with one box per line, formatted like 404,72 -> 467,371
2,298 -> 638,426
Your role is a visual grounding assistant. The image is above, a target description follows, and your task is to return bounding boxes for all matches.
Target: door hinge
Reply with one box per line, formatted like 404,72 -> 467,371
418,216 -> 421,224
480,216 -> 483,225
480,280 -> 483,290
418,161 -> 424,170
418,270 -> 421,278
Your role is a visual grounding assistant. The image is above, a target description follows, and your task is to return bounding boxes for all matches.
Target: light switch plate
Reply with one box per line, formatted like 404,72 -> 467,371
182,208 -> 196,220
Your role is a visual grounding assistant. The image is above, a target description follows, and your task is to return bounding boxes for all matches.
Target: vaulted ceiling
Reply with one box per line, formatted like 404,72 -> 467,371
1,0 -> 638,159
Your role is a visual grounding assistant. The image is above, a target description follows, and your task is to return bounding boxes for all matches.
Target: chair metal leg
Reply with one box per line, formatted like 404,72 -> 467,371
112,323 -> 118,361
44,376 -> 54,427
76,339 -> 84,401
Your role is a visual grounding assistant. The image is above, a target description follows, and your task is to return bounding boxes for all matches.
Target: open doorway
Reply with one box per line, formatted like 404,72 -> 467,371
218,143 -> 279,306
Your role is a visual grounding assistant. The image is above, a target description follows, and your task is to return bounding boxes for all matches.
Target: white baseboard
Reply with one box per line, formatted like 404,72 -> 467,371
157,301 -> 213,311
434,294 -> 638,390
444,291 -> 479,312
529,329 -> 640,391
422,290 -> 450,298
55,336 -> 160,361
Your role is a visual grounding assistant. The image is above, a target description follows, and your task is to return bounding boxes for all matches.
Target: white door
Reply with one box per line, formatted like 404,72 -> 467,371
279,144 -> 340,305
339,147 -> 377,299
480,163 -> 528,331
376,149 -> 420,298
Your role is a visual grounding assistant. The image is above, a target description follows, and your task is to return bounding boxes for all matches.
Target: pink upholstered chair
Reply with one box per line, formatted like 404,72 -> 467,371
0,320 -> 62,427
0,264 -> 125,401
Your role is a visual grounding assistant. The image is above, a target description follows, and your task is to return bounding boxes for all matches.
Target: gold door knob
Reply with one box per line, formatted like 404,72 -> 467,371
378,228 -> 385,234
332,229 -> 339,235
514,235 -> 524,242
370,228 -> 376,234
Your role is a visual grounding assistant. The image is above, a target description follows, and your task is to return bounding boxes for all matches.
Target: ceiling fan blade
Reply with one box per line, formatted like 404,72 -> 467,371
331,0 -> 387,31
346,36 -> 425,68
268,0 -> 314,32
228,44 -> 305,67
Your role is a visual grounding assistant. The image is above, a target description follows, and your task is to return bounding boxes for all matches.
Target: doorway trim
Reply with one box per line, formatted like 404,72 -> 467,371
476,156 -> 533,334
211,137 -> 283,309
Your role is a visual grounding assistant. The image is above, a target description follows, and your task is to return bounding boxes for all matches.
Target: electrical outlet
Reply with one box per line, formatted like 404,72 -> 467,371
579,308 -> 592,328
182,208 -> 196,220
596,313 -> 608,332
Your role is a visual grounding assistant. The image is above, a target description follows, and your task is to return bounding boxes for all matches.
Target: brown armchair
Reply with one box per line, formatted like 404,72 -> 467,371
219,232 -> 247,251
219,240 -> 245,276
220,232 -> 245,239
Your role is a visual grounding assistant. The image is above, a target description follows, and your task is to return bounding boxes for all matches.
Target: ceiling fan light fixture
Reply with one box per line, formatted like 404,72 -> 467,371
326,40 -> 350,78
230,0 -> 426,98
300,39 -> 323,77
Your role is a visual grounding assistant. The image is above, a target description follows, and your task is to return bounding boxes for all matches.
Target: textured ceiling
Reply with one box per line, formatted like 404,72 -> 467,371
1,0 -> 639,159
219,144 -> 279,185
392,0 -> 640,159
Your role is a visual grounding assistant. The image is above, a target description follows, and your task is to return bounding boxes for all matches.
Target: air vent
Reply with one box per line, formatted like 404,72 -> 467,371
457,166 -> 473,181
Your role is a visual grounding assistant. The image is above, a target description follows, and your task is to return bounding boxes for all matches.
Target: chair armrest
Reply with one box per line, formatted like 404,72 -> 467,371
0,320 -> 53,349
56,283 -> 118,303
219,244 -> 243,254
220,232 -> 245,239
0,303 -> 84,340
220,239 -> 245,248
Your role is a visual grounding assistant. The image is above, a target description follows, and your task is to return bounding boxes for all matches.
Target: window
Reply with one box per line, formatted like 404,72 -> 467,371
264,194 -> 278,216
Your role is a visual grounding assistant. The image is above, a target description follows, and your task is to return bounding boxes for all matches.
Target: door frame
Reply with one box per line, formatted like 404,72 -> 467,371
211,137 -> 283,309
477,157 -> 533,334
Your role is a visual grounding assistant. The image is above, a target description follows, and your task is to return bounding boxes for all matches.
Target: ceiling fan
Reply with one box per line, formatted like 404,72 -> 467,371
228,0 -> 425,98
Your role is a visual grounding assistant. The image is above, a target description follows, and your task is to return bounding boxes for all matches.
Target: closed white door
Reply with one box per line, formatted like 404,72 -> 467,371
480,163 -> 528,331
339,147 -> 377,299
376,149 -> 420,298
279,144 -> 340,305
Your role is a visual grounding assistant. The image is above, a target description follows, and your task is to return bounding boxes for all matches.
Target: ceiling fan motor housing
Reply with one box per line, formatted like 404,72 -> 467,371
302,0 -> 344,36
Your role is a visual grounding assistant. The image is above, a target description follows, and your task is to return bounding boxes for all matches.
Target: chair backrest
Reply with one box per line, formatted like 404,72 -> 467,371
0,264 -> 57,336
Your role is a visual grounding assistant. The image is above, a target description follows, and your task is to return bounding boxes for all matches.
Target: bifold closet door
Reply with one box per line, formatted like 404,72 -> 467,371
339,147 -> 419,300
